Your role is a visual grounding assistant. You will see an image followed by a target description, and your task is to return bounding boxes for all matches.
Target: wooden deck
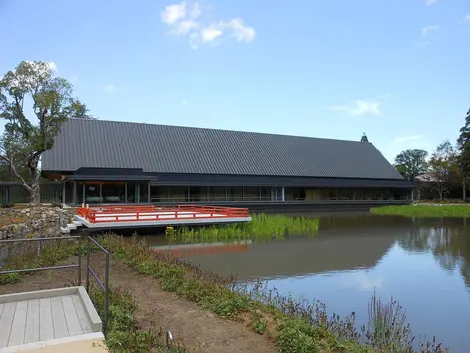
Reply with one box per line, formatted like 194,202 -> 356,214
70,205 -> 252,230
0,287 -> 104,353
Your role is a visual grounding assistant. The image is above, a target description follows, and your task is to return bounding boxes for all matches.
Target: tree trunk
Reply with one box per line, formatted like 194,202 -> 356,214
29,167 -> 41,205
463,181 -> 466,202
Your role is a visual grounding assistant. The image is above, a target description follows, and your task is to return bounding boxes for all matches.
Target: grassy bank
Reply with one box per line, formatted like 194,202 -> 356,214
0,234 -> 448,352
370,204 -> 470,218
165,213 -> 320,242
88,283 -> 184,353
0,239 -> 77,284
0,240 -> 184,352
99,235 -> 448,353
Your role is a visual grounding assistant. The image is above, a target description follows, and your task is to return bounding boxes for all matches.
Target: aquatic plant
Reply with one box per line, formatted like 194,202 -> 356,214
165,213 -> 320,243
1,233 -> 449,353
371,204 -> 470,218
98,235 -> 449,353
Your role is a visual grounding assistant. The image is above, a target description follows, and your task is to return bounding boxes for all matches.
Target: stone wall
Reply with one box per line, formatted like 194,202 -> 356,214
0,206 -> 76,240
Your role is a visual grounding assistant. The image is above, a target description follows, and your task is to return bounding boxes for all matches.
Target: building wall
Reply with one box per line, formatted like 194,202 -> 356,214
64,180 -> 412,205
0,182 -> 62,206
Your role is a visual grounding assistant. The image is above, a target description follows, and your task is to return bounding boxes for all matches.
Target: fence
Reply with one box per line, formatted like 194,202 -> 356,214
86,235 -> 110,334
0,236 -> 82,280
0,182 -> 62,206
0,234 -> 110,334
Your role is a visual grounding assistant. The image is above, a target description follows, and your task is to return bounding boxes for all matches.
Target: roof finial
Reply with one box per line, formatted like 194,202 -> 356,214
360,133 -> 369,142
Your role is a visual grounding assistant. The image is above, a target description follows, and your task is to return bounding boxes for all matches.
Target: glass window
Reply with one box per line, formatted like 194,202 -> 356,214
260,187 -> 270,201
76,182 -> 85,204
127,182 -> 136,203
64,181 -> 75,204
243,187 -> 260,201
102,182 -> 125,203
227,187 -> 243,201
139,182 -> 149,203
189,186 -> 207,202
85,182 -> 101,204
208,186 -> 226,202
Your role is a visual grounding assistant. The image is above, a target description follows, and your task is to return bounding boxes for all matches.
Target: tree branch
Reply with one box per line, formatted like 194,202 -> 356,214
0,154 -> 32,192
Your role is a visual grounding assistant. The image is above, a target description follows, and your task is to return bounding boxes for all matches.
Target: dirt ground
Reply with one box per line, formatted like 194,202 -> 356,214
0,253 -> 278,353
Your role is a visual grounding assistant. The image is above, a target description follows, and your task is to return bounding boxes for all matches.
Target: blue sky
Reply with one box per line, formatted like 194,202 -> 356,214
1,0 -> 469,163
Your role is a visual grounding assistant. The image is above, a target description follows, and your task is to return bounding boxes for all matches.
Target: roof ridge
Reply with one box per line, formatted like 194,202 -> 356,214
66,118 -> 367,145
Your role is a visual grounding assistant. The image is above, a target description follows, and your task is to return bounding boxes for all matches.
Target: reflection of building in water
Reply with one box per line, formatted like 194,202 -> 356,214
186,229 -> 400,281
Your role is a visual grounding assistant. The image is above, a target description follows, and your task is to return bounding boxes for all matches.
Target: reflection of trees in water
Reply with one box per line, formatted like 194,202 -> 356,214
399,218 -> 470,288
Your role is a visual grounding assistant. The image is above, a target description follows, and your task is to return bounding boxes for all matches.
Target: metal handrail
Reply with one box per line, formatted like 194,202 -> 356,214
0,236 -> 82,283
86,235 -> 110,334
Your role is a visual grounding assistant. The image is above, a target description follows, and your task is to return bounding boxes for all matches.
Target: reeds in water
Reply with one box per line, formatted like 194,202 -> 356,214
165,213 -> 320,242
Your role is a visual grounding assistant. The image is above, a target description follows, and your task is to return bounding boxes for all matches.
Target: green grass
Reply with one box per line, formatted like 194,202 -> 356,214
87,284 -> 185,353
370,204 -> 470,218
165,213 -> 320,242
0,232 -> 449,353
0,239 -> 78,284
0,239 -> 184,353
98,235 -> 449,353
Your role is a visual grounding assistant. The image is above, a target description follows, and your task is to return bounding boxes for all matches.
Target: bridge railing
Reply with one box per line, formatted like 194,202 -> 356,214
76,205 -> 249,223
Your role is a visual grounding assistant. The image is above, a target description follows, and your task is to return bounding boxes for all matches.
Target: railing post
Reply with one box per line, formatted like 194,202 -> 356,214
78,235 -> 82,285
86,233 -> 90,292
104,251 -> 110,334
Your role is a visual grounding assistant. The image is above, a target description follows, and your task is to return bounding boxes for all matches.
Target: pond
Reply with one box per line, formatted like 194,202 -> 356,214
144,213 -> 470,352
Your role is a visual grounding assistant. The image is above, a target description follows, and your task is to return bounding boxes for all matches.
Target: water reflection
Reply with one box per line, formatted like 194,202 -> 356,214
151,213 -> 470,351
399,218 -> 470,290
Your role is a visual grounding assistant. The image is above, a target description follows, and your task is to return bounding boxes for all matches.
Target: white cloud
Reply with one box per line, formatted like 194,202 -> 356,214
421,25 -> 439,36
171,20 -> 199,35
103,84 -> 117,93
425,0 -> 437,5
161,3 -> 188,24
201,25 -> 223,42
328,94 -> 390,117
392,135 -> 422,144
220,18 -> 256,43
160,1 -> 256,49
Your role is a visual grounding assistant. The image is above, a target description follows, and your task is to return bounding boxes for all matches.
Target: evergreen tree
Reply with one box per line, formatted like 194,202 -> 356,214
456,109 -> 470,199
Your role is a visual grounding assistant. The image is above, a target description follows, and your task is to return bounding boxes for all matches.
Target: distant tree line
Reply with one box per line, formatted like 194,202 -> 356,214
394,109 -> 470,200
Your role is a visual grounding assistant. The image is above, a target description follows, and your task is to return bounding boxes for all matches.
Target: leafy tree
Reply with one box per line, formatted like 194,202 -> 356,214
0,61 -> 92,204
456,108 -> 470,199
428,140 -> 457,200
394,149 -> 429,181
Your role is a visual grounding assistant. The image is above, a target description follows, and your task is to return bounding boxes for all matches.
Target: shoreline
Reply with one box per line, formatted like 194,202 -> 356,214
370,204 -> 470,218
0,234 -> 449,353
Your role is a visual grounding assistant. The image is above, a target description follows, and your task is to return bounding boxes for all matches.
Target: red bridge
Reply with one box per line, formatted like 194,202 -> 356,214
70,204 -> 252,230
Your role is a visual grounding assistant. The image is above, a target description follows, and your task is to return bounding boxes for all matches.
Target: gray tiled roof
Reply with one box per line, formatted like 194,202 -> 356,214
41,119 -> 403,180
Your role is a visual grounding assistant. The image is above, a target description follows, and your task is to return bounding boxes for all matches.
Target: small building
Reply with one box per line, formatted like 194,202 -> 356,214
40,119 -> 414,208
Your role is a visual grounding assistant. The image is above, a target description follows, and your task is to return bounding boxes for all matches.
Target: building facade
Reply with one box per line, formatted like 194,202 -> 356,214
41,119 -> 415,207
